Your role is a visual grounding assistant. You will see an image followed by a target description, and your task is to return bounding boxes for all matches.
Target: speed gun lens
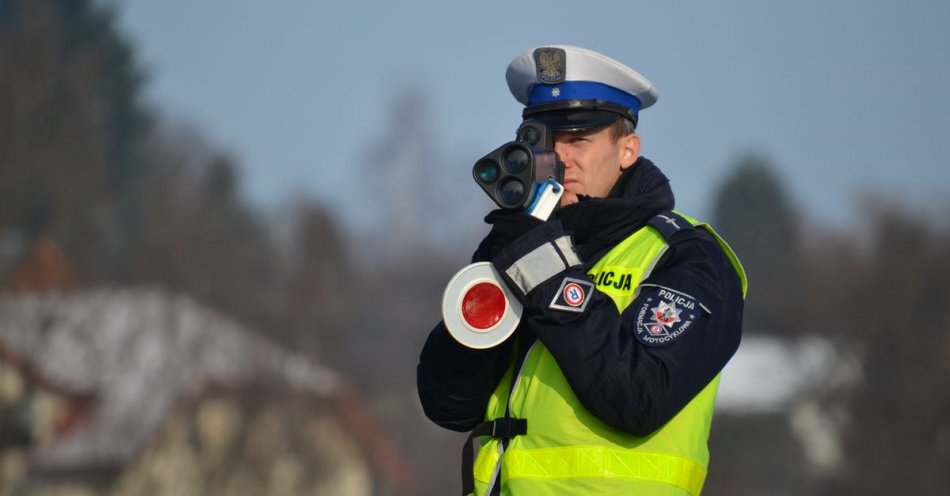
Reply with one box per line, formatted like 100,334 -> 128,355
475,160 -> 500,183
519,126 -> 540,145
502,147 -> 530,174
497,178 -> 526,207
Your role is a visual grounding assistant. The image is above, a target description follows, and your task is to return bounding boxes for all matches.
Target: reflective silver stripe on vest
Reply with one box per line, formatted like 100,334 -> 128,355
485,442 -> 504,495
504,236 -> 581,295
554,235 -> 582,267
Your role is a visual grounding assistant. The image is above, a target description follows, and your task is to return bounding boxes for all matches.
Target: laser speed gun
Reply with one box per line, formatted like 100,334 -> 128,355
472,120 -> 565,221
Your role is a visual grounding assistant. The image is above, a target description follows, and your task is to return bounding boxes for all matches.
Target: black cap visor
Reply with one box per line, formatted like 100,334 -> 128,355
522,99 -> 637,132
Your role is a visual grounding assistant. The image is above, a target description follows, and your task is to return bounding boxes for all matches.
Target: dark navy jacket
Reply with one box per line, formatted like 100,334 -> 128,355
417,157 -> 744,436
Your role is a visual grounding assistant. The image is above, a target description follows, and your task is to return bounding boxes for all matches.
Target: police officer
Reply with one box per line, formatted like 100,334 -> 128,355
417,45 -> 746,496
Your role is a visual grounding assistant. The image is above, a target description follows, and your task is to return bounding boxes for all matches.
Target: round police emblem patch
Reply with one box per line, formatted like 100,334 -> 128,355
633,286 -> 702,346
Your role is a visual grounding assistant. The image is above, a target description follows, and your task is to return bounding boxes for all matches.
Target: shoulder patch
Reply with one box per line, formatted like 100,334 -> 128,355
648,211 -> 693,243
549,277 -> 594,313
632,285 -> 704,346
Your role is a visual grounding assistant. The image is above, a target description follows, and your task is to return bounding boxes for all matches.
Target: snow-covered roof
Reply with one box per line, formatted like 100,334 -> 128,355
0,288 -> 341,471
716,335 -> 840,414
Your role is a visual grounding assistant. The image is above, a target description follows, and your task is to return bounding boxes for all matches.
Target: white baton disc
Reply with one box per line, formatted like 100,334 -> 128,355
441,262 -> 523,349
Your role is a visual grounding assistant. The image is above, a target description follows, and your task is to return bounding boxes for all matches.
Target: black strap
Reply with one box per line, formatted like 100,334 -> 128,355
461,417 -> 527,495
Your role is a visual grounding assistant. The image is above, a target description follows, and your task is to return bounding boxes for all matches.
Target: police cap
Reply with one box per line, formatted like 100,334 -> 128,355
506,45 -> 659,132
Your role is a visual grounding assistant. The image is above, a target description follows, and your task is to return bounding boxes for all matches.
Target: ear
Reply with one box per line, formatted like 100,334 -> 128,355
619,133 -> 641,170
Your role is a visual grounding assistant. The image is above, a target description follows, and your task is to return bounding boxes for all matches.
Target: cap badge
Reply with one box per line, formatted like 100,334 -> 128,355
551,87 -> 561,97
534,47 -> 566,85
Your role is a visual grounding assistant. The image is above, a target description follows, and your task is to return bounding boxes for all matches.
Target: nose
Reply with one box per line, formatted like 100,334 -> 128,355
554,141 -> 571,167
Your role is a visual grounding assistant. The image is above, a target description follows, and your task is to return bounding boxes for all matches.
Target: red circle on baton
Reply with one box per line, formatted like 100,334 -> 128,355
461,282 -> 506,330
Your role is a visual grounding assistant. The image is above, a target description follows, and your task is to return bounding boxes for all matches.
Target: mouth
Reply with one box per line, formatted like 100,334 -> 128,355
562,180 -> 580,194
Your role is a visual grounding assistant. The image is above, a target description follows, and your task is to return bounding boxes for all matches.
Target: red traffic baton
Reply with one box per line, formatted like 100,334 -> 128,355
441,262 -> 522,349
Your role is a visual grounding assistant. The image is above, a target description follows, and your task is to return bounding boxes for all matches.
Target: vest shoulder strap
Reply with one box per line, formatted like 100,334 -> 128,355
647,210 -> 694,243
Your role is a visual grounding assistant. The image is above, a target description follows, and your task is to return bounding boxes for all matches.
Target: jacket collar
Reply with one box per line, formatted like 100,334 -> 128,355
556,156 -> 675,261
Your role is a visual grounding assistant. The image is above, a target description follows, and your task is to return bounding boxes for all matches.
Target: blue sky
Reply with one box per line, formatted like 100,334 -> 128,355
115,0 -> 950,232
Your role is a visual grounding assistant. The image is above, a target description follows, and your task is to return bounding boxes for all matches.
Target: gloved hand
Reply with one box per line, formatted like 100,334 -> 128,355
475,209 -> 544,261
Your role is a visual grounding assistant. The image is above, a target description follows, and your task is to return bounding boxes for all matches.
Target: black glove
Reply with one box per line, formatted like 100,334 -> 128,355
475,209 -> 544,261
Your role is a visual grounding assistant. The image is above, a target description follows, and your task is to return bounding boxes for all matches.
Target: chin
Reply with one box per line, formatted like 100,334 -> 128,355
560,194 -> 579,207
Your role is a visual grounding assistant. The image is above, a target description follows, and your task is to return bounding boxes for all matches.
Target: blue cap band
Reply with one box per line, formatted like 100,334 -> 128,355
527,81 -> 642,115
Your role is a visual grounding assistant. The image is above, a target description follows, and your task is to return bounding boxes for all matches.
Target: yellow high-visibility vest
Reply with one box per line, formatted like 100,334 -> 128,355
471,214 -> 747,496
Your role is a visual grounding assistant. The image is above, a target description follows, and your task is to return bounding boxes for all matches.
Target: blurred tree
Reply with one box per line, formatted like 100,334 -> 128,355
0,0 -> 286,331
712,154 -> 806,335
358,85 -> 438,258
272,201 -> 351,364
129,125 -> 279,329
0,0 -> 150,282
815,203 -> 950,494
356,84 -> 486,261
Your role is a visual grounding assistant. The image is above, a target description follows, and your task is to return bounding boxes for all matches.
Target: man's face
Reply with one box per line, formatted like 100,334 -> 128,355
553,125 -> 641,206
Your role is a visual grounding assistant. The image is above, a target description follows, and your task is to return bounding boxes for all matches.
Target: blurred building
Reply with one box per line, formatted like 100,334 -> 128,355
707,334 -> 861,495
0,240 -> 414,496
